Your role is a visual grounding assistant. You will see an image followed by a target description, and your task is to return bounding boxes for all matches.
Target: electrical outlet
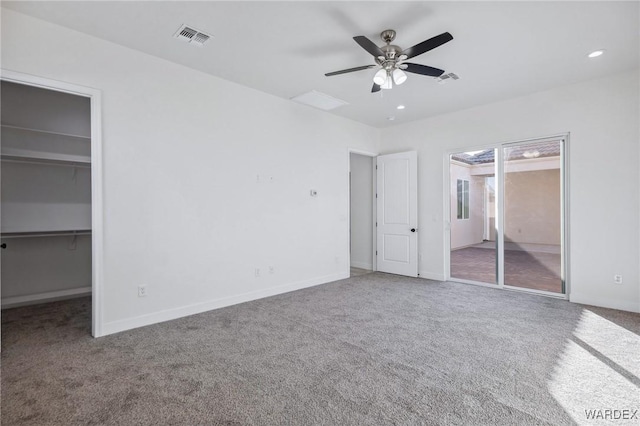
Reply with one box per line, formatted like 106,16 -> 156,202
255,268 -> 261,277
138,285 -> 147,297
614,274 -> 623,284
269,266 -> 275,274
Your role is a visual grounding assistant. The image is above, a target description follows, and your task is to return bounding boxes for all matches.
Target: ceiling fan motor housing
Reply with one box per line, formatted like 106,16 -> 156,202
376,45 -> 404,71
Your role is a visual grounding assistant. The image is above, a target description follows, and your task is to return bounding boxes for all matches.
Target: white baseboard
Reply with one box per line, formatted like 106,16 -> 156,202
570,293 -> 640,313
2,286 -> 91,309
350,261 -> 372,270
101,271 -> 350,337
419,271 -> 446,281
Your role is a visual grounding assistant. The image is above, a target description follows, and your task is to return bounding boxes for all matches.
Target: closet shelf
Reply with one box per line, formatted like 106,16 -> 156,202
1,149 -> 91,167
1,230 -> 92,239
1,124 -> 91,140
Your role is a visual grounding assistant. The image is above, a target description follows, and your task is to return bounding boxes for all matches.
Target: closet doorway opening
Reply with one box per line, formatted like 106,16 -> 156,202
447,135 -> 567,298
1,71 -> 103,337
349,151 -> 376,278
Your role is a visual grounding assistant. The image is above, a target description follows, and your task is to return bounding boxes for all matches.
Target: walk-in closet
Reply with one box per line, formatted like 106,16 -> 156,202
1,81 -> 92,310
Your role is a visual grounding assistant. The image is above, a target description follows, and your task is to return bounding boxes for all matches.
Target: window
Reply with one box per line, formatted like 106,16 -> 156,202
457,179 -> 469,219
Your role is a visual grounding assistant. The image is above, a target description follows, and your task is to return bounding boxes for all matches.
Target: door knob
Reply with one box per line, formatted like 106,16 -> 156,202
1,243 -> 6,249
410,228 -> 416,233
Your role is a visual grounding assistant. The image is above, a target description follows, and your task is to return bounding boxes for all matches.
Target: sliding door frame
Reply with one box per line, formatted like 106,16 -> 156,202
444,133 -> 570,300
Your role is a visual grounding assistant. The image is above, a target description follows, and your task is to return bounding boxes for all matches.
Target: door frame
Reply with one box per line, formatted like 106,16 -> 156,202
348,148 -> 378,273
1,69 -> 105,336
444,133 -> 570,300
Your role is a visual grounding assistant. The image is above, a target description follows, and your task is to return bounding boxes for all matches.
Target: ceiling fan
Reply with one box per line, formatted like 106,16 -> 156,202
325,29 -> 453,92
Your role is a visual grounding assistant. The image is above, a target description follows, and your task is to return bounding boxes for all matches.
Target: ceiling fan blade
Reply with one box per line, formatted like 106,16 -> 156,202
353,36 -> 385,57
402,32 -> 453,59
371,83 -> 381,93
403,63 -> 445,77
325,65 -> 377,77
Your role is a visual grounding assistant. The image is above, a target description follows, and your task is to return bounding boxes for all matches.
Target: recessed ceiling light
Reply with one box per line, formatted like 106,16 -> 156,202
397,105 -> 405,110
588,50 -> 604,58
387,116 -> 396,121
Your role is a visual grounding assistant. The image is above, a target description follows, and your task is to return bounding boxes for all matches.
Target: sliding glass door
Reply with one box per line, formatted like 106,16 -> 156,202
503,139 -> 563,293
449,149 -> 496,285
449,137 -> 566,296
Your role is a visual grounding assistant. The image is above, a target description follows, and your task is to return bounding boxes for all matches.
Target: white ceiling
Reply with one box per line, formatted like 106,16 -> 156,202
5,1 -> 638,128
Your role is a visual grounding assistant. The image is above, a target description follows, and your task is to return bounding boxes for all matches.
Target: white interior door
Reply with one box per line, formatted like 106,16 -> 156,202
376,151 -> 418,277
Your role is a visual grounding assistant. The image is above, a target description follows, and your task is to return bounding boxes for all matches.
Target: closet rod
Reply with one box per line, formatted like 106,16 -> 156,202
1,230 -> 92,239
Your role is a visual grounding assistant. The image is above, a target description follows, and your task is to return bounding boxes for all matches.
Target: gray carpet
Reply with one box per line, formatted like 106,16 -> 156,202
2,273 -> 639,425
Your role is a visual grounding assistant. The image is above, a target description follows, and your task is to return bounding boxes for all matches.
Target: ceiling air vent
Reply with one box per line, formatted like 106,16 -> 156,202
174,24 -> 211,47
436,73 -> 460,84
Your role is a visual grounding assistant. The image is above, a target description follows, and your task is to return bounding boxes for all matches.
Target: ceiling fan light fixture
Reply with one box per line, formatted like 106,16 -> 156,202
393,68 -> 407,85
373,69 -> 388,85
381,74 -> 393,89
